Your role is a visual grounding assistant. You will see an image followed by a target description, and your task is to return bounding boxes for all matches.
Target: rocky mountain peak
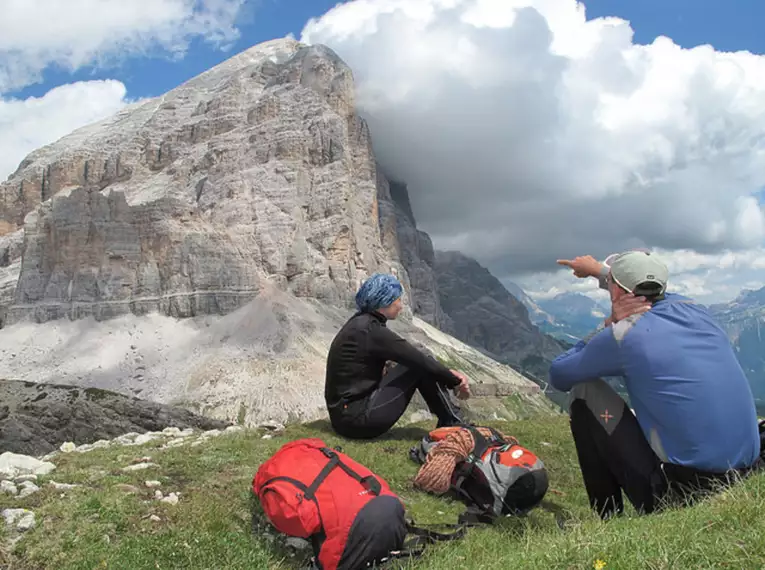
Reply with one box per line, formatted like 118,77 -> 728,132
0,39 -> 403,326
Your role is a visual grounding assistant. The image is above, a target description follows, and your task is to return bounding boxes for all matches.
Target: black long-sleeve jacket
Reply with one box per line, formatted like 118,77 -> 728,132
324,311 -> 461,410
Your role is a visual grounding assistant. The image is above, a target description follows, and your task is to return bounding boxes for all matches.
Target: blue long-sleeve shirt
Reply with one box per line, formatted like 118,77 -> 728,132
549,293 -> 760,472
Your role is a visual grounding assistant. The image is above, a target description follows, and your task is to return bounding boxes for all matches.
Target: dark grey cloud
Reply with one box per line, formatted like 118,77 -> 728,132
303,0 -> 765,280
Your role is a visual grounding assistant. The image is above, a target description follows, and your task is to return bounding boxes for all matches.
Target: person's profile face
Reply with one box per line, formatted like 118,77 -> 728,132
380,297 -> 403,319
607,273 -> 626,303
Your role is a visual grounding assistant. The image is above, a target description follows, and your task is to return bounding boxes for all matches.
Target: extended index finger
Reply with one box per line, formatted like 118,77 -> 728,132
556,259 -> 574,267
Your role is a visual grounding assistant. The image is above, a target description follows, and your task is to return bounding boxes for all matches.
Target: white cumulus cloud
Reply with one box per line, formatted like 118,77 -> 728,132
0,81 -> 130,181
0,0 -> 246,92
0,0 -> 249,182
302,0 -> 765,302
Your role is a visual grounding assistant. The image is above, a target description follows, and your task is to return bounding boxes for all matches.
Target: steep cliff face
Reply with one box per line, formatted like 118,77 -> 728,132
0,39 -> 410,325
0,39 -> 551,427
432,250 -> 566,384
383,180 -> 453,331
0,230 -> 23,327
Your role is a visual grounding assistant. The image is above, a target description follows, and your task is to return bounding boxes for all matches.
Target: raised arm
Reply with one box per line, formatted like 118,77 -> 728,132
366,323 -> 461,389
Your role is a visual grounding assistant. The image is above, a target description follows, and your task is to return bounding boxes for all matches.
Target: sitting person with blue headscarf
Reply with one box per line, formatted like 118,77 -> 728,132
325,273 -> 470,439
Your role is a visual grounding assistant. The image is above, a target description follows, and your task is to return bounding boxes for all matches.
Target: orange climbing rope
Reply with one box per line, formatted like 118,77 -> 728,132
413,426 -> 518,494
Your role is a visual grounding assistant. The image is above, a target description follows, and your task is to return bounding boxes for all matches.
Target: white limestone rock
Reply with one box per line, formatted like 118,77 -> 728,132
0,452 -> 55,479
131,433 -> 162,446
121,462 -> 159,472
160,492 -> 180,505
2,508 -> 36,532
49,481 -> 81,490
17,481 -> 40,498
14,474 -> 37,483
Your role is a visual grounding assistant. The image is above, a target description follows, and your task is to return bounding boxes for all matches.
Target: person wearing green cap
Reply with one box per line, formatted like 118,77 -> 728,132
551,250 -> 762,520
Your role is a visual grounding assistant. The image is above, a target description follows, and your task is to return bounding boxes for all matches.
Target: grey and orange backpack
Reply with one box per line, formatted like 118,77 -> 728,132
410,425 -> 549,523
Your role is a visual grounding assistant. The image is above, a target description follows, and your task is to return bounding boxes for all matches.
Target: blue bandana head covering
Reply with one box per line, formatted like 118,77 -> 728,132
355,273 -> 403,313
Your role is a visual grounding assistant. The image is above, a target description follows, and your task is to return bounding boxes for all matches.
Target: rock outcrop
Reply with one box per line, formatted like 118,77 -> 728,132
0,379 -> 230,456
432,251 -> 566,384
0,230 -> 23,328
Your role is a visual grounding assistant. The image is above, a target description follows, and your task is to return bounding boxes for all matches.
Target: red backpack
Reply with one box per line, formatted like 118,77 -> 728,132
253,438 -> 465,570
410,426 -> 549,523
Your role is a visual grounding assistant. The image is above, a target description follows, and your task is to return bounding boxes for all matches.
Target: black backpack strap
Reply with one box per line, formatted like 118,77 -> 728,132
457,505 -> 496,525
465,426 -> 491,460
444,428 -> 492,516
449,479 -> 495,525
485,426 -> 507,445
405,520 -> 467,543
304,447 -> 382,500
304,454 -> 341,500
363,520 -> 467,566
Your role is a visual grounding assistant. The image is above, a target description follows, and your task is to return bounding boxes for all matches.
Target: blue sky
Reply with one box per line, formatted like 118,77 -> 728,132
10,0 -> 765,103
585,0 -> 764,54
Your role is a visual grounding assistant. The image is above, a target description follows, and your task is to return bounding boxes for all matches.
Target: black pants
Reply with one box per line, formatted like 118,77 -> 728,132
331,365 -> 464,439
569,379 -> 758,520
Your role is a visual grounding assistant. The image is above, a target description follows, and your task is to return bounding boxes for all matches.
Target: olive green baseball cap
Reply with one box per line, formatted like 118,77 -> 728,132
603,250 -> 669,295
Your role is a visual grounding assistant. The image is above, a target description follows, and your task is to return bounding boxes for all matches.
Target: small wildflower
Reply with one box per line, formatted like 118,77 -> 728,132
593,560 -> 606,570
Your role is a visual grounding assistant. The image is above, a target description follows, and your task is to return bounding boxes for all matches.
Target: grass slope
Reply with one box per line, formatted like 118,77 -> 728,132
3,417 -> 764,570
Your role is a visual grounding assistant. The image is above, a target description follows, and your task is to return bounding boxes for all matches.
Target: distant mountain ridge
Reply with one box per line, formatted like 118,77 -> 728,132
505,287 -> 609,342
503,281 -> 552,328
416,251 -> 572,407
537,292 -> 609,341
708,286 -> 765,411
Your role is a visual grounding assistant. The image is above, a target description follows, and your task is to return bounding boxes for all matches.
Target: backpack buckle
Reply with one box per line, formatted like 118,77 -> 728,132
320,447 -> 336,459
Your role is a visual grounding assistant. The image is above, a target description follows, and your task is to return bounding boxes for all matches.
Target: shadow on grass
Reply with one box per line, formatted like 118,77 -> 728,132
302,420 -> 429,443
247,493 -> 314,568
537,500 -> 578,530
